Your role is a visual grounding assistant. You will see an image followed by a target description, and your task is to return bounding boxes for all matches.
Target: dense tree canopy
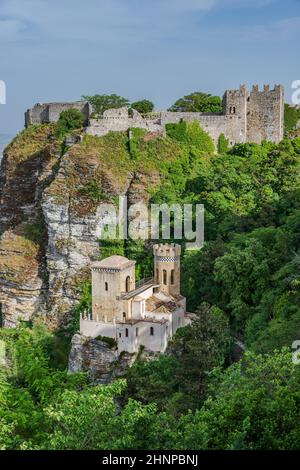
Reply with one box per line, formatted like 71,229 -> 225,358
131,99 -> 154,114
168,91 -> 222,113
82,94 -> 130,117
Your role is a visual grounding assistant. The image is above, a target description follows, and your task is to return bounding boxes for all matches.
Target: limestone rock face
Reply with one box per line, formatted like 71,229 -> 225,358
0,126 -> 60,327
0,126 -> 178,328
68,333 -> 136,384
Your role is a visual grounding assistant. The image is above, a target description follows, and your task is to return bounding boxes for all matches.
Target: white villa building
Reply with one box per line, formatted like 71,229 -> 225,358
80,243 -> 191,353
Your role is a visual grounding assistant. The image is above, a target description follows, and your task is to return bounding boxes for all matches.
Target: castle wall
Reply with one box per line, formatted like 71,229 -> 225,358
161,111 -> 247,146
117,320 -> 168,353
25,85 -> 284,146
86,108 -> 162,137
80,317 -> 117,339
25,101 -> 91,127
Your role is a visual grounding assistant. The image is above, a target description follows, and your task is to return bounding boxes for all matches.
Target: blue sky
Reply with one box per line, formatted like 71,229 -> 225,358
0,0 -> 299,134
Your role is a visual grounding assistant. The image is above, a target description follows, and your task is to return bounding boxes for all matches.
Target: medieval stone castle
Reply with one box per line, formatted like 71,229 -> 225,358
25,84 -> 284,146
80,244 -> 191,354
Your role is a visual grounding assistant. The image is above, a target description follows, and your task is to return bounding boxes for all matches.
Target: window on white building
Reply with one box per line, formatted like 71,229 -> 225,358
150,327 -> 154,336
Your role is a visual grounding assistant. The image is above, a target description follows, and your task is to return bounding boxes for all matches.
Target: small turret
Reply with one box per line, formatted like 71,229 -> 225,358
153,243 -> 181,296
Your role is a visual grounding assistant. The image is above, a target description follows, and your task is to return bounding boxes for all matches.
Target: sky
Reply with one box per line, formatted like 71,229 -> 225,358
0,0 -> 299,135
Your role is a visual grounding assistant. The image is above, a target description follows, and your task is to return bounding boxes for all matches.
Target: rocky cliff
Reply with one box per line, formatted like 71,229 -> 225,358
0,125 -> 180,329
68,333 -> 137,384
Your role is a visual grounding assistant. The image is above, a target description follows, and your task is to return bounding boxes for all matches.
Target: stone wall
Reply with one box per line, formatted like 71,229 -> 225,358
25,101 -> 91,127
80,317 -> 117,338
86,108 -> 163,137
91,262 -> 136,322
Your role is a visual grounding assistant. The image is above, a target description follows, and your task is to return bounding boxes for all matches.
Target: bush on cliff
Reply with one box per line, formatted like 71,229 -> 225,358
56,108 -> 84,137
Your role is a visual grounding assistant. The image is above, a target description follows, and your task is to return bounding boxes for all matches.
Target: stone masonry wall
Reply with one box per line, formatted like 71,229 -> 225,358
25,101 -> 91,127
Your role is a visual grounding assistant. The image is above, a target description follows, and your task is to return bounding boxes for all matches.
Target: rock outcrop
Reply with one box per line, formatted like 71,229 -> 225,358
68,333 -> 136,384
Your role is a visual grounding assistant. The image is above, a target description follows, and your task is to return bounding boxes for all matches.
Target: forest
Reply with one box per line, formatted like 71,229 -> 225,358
0,102 -> 300,450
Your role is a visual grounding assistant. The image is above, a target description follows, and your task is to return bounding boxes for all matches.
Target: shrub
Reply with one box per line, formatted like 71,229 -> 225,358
56,108 -> 84,137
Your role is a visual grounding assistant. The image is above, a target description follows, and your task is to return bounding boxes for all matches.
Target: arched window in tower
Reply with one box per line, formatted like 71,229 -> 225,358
105,282 -> 108,291
150,326 -> 154,336
233,106 -> 236,114
125,276 -> 131,293
163,270 -> 167,285
170,269 -> 175,285
123,312 -> 126,320
125,328 -> 129,338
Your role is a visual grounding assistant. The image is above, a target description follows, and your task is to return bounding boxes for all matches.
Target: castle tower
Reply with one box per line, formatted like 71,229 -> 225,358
91,255 -> 136,322
246,84 -> 284,143
153,243 -> 181,296
223,85 -> 247,116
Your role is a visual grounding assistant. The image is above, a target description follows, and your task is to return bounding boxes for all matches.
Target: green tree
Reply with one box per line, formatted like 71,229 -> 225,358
179,349 -> 300,450
128,303 -> 231,414
131,99 -> 154,114
82,94 -> 130,117
168,92 -> 222,113
56,108 -> 84,137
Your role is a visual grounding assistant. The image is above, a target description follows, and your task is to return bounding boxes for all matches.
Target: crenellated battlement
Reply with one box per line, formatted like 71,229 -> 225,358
153,243 -> 181,258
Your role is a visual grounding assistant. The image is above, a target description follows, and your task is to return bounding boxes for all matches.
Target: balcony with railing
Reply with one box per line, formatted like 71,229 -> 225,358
120,277 -> 154,299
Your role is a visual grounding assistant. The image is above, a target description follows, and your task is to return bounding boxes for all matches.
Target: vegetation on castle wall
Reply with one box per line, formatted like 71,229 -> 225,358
82,94 -> 130,117
131,99 -> 154,114
165,120 -> 215,154
217,133 -> 230,153
284,103 -> 300,134
56,108 -> 84,138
